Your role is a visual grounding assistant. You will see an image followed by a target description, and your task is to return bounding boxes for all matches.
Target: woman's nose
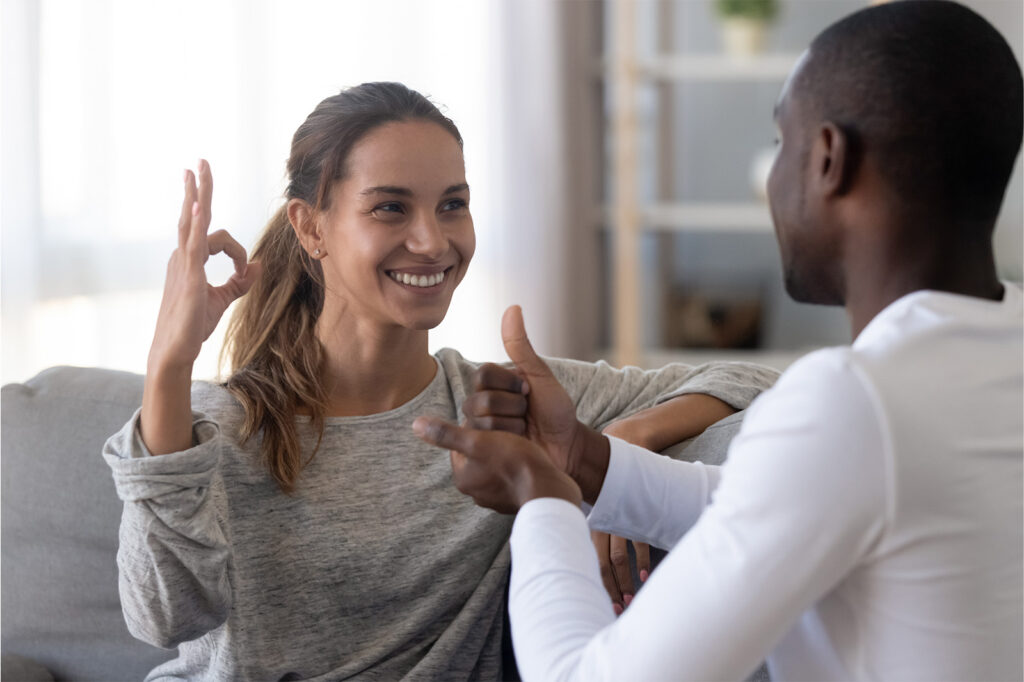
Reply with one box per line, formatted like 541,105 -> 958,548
406,213 -> 448,260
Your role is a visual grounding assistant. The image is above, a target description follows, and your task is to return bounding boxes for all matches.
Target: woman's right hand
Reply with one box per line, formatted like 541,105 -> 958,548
148,159 -> 262,372
140,160 -> 261,455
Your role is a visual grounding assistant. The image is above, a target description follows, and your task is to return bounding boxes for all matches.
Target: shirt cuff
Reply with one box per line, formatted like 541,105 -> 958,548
587,435 -> 645,529
585,435 -> 719,549
102,407 -> 222,502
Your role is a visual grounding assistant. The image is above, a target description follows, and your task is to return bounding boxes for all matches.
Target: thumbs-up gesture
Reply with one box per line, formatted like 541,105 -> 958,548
458,306 -> 610,501
418,306 -> 611,508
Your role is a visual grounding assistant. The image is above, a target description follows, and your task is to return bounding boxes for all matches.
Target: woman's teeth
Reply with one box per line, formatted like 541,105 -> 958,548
389,270 -> 446,288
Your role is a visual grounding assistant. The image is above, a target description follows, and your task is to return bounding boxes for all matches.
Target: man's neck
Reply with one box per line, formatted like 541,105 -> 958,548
844,249 -> 1002,339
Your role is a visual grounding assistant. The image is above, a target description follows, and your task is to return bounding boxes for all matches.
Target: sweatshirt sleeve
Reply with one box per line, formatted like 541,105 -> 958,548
545,357 -> 779,430
102,408 -> 232,649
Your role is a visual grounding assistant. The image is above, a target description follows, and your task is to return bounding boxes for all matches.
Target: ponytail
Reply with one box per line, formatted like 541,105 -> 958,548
221,205 -> 327,493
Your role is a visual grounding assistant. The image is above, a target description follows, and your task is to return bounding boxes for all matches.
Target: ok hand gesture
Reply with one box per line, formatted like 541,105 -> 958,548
148,159 -> 262,372
141,160 -> 262,456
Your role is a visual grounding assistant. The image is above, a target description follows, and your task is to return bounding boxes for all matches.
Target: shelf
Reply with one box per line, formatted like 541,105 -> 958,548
640,53 -> 800,81
600,53 -> 800,82
601,1 -> 798,368
599,202 -> 775,233
644,202 -> 774,231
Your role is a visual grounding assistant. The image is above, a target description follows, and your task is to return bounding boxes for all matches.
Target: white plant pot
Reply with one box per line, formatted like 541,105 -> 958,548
720,18 -> 768,57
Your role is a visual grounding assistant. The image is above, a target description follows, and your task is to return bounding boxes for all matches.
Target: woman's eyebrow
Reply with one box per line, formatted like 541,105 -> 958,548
360,185 -> 412,197
359,183 -> 469,197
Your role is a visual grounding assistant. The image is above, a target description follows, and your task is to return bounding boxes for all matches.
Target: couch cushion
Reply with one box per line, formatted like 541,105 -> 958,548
1,366 -> 174,681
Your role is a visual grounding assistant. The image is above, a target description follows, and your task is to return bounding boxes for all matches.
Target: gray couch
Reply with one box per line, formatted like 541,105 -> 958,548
2,367 -> 174,681
1,365 -> 749,682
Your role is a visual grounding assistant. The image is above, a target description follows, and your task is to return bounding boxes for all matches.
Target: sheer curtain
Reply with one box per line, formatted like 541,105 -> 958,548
1,0 -> 589,385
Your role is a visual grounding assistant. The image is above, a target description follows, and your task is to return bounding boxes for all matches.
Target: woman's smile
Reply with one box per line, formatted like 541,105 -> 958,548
386,266 -> 454,289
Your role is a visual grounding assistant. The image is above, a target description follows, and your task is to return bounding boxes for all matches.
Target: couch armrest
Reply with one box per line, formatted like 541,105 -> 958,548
1,654 -> 55,682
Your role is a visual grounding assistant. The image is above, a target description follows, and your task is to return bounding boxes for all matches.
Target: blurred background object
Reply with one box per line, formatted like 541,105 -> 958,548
2,0 -> 1021,384
713,0 -> 780,56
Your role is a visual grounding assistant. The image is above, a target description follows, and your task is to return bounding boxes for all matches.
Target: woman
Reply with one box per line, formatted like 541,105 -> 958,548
104,82 -> 777,681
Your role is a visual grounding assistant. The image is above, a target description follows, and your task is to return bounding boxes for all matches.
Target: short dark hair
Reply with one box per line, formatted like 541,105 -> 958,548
798,0 -> 1023,226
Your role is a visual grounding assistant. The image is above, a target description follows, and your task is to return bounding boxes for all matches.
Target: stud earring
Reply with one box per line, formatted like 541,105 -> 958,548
313,248 -> 321,257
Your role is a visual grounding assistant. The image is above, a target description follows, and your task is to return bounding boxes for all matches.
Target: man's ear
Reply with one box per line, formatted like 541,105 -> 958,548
813,122 -> 855,197
287,198 -> 325,258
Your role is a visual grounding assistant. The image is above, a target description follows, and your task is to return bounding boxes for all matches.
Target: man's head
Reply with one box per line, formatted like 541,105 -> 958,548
767,0 -> 1023,305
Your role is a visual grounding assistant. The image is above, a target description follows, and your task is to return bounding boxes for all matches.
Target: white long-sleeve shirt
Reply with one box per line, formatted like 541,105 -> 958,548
509,286 -> 1023,681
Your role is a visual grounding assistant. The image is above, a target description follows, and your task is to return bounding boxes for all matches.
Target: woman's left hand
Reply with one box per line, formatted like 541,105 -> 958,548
591,530 -> 650,616
593,417 -> 657,613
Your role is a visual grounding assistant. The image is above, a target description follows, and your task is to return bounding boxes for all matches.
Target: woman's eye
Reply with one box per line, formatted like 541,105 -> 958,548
374,202 -> 404,215
441,198 -> 468,212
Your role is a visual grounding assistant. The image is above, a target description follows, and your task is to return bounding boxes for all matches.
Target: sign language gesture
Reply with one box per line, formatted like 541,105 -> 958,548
148,160 -> 262,371
418,305 -> 612,510
412,417 -> 582,514
460,306 -> 608,495
141,160 -> 261,455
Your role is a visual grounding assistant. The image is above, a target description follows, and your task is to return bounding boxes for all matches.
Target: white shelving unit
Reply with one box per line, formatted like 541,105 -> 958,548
607,0 -> 799,368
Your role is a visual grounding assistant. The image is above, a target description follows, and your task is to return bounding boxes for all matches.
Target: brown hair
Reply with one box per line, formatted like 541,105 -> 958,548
221,82 -> 463,493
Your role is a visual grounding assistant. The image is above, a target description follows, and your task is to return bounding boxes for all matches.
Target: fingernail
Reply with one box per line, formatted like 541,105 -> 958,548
623,593 -> 633,606
411,417 -> 427,436
192,201 -> 199,216
612,603 -> 623,616
640,569 -> 649,583
520,380 -> 530,395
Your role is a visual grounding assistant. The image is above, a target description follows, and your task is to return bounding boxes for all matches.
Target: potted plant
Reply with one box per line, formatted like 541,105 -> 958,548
714,0 -> 779,56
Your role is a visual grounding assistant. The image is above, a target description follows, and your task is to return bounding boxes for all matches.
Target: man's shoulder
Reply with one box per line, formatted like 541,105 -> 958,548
773,346 -> 861,392
749,346 -> 880,429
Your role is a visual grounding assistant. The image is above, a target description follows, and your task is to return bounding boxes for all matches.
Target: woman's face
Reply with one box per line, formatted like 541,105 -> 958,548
317,119 -> 475,331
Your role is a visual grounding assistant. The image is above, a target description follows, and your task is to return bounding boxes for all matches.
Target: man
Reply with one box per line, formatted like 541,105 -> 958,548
414,1 -> 1023,679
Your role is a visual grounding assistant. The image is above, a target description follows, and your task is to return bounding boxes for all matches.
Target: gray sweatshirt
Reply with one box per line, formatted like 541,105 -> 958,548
103,348 -> 778,681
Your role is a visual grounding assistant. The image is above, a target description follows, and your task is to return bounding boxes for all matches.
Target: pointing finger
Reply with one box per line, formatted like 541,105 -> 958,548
413,416 -> 476,454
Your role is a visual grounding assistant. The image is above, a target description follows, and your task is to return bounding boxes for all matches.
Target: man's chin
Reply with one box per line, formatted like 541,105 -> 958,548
784,274 -> 843,306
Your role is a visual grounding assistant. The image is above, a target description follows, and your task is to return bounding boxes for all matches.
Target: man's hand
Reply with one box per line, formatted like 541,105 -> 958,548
461,306 -> 610,501
412,417 -> 582,513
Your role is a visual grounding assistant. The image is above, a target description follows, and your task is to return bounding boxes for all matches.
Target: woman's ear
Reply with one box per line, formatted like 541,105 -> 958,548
287,198 -> 326,258
813,122 -> 855,197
